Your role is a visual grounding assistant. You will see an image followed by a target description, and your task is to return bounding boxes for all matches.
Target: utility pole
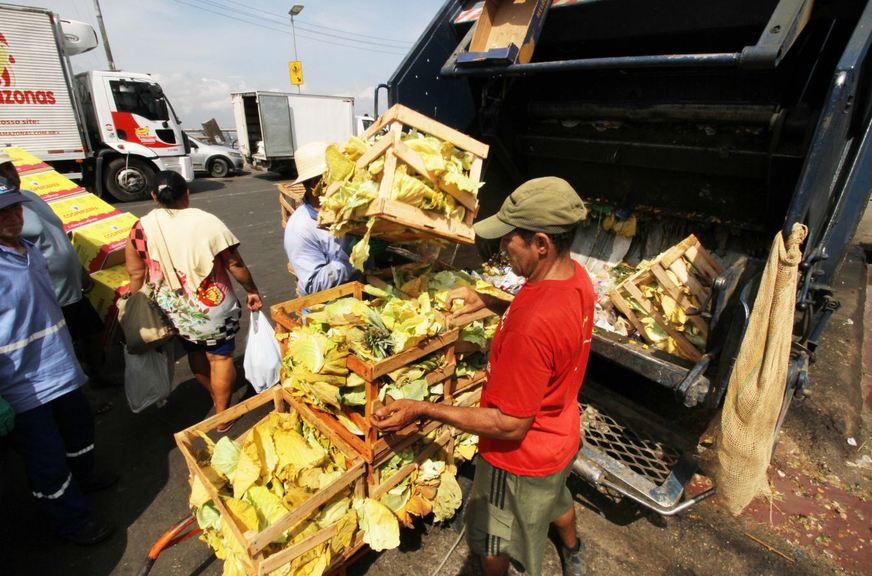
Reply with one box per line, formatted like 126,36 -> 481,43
289,5 -> 303,93
92,0 -> 117,71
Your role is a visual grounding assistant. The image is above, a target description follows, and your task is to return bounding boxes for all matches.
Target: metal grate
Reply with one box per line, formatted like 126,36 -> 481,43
580,402 -> 681,487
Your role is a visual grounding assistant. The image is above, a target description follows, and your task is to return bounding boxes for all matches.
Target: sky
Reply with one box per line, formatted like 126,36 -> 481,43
5,0 -> 446,129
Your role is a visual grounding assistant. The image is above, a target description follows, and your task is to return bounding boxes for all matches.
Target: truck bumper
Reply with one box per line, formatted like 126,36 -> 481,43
153,155 -> 195,182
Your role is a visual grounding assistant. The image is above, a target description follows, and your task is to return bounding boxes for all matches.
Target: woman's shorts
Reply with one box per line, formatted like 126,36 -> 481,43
180,337 -> 235,357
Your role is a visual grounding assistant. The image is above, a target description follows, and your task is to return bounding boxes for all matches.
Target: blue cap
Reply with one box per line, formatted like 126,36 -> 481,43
0,175 -> 29,210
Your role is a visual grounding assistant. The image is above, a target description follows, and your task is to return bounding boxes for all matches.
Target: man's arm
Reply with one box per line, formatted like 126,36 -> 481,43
446,286 -> 510,319
222,246 -> 263,311
372,400 -> 533,442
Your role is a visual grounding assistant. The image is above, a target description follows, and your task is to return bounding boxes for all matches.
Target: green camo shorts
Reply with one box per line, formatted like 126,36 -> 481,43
465,456 -> 575,575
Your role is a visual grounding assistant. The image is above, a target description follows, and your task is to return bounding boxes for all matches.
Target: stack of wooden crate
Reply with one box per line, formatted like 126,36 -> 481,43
269,281 -> 485,483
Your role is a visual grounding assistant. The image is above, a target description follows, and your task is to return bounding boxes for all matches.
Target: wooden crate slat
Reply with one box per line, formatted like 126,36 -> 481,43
392,104 -> 490,158
623,282 -> 701,361
377,127 -> 402,200
668,260 -> 710,303
391,139 -> 437,185
649,264 -> 709,338
354,133 -> 393,171
371,418 -> 443,464
346,328 -> 458,381
285,394 -> 363,463
360,106 -> 399,141
272,281 -> 362,320
369,198 -> 475,244
608,290 -> 651,344
370,429 -> 453,500
256,522 -> 339,575
175,434 -> 256,573
658,235 -> 700,268
248,460 -> 365,556
683,243 -> 721,282
308,405 -> 370,458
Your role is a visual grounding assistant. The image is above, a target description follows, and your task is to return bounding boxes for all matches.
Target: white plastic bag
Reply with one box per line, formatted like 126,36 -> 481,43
124,343 -> 175,413
243,311 -> 282,393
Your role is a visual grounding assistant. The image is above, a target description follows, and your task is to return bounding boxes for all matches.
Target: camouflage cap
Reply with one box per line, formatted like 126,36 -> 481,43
474,176 -> 587,240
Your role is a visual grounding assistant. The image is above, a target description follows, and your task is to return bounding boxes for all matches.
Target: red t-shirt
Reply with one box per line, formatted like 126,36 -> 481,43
479,261 -> 595,476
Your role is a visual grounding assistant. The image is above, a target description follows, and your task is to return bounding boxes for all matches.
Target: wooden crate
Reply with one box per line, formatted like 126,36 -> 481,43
368,426 -> 454,501
368,381 -> 482,499
457,0 -> 550,67
270,281 -> 461,463
174,388 -> 367,576
277,181 -> 305,228
608,235 -> 723,362
317,104 -> 489,244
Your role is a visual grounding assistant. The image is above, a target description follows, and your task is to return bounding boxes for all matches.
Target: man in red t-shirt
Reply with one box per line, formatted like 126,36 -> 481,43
372,177 -> 595,576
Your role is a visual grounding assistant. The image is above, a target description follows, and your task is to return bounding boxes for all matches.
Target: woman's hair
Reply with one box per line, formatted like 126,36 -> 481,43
153,171 -> 189,206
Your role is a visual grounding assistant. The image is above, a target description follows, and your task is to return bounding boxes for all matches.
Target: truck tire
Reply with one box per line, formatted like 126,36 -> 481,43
209,157 -> 231,178
104,157 -> 156,202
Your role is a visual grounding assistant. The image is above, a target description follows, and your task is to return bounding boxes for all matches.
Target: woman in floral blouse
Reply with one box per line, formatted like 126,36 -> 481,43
125,172 -> 262,431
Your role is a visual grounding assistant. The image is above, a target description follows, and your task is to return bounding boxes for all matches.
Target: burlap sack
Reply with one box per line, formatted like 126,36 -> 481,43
711,223 -> 808,514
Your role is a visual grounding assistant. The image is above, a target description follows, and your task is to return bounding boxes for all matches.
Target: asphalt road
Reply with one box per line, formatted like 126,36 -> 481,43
0,174 -> 868,576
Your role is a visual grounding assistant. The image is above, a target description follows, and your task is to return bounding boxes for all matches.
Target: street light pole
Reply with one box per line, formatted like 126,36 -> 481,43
92,0 -> 117,71
289,5 -> 303,94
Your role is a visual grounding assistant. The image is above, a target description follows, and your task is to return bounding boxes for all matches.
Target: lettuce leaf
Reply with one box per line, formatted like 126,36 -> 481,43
355,498 -> 400,551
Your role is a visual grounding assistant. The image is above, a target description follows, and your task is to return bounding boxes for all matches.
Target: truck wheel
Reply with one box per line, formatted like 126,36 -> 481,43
209,157 -> 231,178
104,157 -> 156,201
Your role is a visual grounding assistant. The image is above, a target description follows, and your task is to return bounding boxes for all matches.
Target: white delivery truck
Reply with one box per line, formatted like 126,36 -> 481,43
0,3 -> 193,201
231,91 -> 355,175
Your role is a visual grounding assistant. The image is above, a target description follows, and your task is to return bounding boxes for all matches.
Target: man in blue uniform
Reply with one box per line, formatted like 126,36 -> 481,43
0,176 -> 115,545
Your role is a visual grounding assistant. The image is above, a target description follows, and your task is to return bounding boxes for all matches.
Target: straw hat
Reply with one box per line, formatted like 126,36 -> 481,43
0,150 -> 11,165
292,141 -> 328,185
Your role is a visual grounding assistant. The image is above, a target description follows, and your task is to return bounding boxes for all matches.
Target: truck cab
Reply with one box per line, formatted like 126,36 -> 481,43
0,3 -> 192,201
76,70 -> 193,201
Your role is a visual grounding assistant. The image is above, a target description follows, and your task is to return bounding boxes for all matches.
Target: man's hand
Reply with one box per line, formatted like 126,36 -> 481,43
447,286 -> 486,319
247,292 -> 263,312
371,399 -> 424,433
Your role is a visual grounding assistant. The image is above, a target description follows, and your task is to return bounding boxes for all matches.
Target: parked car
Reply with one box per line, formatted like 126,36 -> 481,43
188,136 -> 244,178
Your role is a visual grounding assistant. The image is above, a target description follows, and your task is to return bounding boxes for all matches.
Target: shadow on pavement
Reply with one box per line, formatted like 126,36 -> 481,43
189,179 -> 227,194
252,171 -> 289,183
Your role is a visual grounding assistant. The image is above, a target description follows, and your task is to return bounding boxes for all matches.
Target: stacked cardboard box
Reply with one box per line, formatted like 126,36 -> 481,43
3,146 -> 135,337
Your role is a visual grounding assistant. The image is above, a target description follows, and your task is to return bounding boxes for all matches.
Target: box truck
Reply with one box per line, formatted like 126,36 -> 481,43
0,3 -> 193,201
231,91 -> 355,175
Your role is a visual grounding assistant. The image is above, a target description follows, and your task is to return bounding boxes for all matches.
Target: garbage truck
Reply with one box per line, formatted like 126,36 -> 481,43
380,0 -> 872,513
0,3 -> 193,201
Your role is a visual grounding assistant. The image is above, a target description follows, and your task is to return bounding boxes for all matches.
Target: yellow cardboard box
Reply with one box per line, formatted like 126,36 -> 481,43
88,265 -> 130,323
19,170 -> 85,202
1,146 -> 50,174
48,192 -> 120,232
71,212 -> 138,272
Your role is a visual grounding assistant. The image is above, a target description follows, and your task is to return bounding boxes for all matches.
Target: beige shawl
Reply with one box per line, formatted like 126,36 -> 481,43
139,208 -> 239,291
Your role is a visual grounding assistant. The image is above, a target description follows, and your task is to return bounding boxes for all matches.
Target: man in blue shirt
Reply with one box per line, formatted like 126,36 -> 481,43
0,176 -> 115,545
282,141 -> 359,296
